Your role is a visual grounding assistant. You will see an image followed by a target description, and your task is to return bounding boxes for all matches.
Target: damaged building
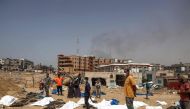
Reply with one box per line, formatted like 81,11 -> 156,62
1,58 -> 34,71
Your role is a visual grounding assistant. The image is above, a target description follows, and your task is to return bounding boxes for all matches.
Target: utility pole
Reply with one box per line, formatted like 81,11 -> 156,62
76,36 -> 79,55
76,36 -> 80,74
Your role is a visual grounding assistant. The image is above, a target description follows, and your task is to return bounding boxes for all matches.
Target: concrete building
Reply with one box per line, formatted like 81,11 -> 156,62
1,58 -> 34,71
57,54 -> 162,84
96,63 -> 161,84
57,54 -> 95,73
97,63 -> 159,72
0,59 -> 4,69
2,58 -> 19,71
84,71 -> 143,87
155,70 -> 175,87
85,72 -> 116,87
0,59 -> 5,65
164,63 -> 190,73
95,58 -> 112,65
57,54 -> 132,73
20,58 -> 34,71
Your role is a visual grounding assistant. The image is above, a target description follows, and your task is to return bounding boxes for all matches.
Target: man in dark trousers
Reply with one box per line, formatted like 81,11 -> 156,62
74,73 -> 81,98
44,73 -> 52,97
145,79 -> 150,99
53,74 -> 64,96
84,77 -> 91,109
67,80 -> 75,98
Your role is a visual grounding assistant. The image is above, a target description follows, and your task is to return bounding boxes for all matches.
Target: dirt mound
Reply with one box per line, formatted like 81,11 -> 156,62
0,77 -> 22,97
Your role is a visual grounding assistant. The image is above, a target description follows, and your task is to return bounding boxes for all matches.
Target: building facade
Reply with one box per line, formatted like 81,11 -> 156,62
1,58 -> 34,71
57,54 -> 162,83
20,58 -> 34,71
58,54 -> 95,73
57,54 -> 122,73
0,59 -> 5,65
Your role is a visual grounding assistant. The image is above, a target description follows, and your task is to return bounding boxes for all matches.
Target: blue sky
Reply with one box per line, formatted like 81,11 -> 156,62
0,0 -> 190,67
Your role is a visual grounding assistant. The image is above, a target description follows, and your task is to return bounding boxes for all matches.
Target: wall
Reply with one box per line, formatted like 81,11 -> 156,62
85,72 -> 116,87
155,77 -> 164,86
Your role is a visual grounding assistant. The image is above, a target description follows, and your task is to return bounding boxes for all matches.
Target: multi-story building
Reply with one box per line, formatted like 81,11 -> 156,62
164,63 -> 190,77
1,58 -> 34,71
57,54 -> 162,81
58,54 -> 95,73
20,58 -> 34,71
0,59 -> 5,65
2,58 -> 19,71
95,58 -> 112,65
0,59 -> 4,69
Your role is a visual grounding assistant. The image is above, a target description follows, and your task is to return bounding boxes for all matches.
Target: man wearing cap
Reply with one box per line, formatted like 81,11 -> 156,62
124,69 -> 136,109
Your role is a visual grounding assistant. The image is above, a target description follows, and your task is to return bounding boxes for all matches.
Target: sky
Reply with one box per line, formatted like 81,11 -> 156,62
0,0 -> 190,67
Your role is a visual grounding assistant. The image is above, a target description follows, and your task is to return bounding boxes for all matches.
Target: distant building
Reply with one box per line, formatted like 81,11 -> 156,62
2,58 -> 20,71
97,62 -> 160,73
155,70 -> 175,87
57,54 -> 95,73
1,58 -> 34,71
96,63 -> 161,84
20,58 -> 34,71
0,59 -> 5,65
34,64 -> 54,73
164,63 -> 190,77
57,54 -> 131,73
95,58 -> 112,66
57,54 -> 163,84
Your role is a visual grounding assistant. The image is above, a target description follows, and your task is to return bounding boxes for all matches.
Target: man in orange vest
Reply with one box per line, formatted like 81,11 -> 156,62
53,73 -> 64,96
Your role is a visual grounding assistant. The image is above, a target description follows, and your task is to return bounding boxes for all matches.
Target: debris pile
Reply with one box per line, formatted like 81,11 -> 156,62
10,92 -> 41,107
44,99 -> 65,109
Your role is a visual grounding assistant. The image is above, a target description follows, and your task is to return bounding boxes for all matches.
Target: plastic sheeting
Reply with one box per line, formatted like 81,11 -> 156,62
59,101 -> 80,109
0,95 -> 17,106
0,95 -> 164,109
93,99 -> 112,109
90,100 -> 148,109
146,106 -> 162,109
97,105 -> 127,109
31,97 -> 54,106
76,98 -> 148,109
77,97 -> 96,105
156,100 -> 167,105
133,101 -> 148,108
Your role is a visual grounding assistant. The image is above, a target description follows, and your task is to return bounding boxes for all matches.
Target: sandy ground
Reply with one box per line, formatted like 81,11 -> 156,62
0,71 -> 180,109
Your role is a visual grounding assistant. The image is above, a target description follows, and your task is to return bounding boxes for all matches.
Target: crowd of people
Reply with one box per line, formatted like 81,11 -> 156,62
39,69 -> 190,109
39,72 -> 102,109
